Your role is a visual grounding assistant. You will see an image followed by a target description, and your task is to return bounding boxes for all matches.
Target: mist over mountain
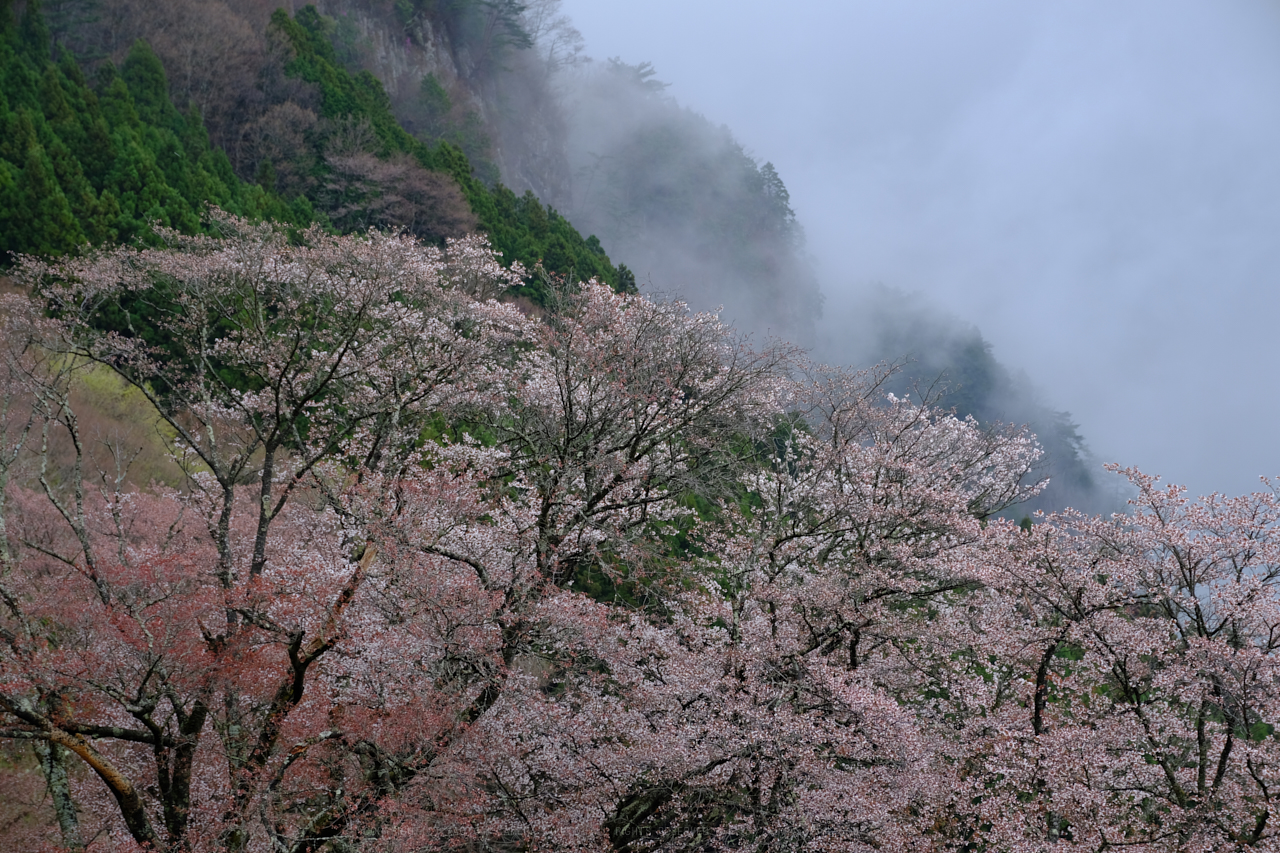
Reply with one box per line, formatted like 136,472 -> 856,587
557,0 -> 1280,502
817,286 -> 1123,514
554,58 -> 822,344
17,5 -> 1280,850
496,3 -> 1116,511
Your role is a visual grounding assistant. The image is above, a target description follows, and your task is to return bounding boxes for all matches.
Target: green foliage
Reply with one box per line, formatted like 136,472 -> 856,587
0,1 -> 621,306
277,8 -> 410,151
419,72 -> 451,118
120,40 -> 180,133
615,262 -> 636,293
41,0 -> 101,58
0,3 -> 307,262
326,11 -> 365,66
15,0 -> 51,66
396,0 -> 532,57
70,360 -> 187,486
414,71 -> 493,168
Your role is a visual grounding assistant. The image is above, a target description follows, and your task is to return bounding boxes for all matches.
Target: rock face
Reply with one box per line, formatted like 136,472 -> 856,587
331,3 -> 464,83
313,0 -> 572,204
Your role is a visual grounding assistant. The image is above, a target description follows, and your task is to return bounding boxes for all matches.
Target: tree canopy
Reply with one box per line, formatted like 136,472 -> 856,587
3,219 -> 1278,852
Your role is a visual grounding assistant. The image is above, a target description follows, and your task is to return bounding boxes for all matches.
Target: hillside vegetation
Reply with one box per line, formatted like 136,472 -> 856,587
0,24 -> 308,256
0,0 -> 624,301
559,58 -> 822,344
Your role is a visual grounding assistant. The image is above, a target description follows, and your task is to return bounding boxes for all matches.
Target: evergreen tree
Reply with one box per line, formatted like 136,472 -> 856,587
14,0 -> 50,66
14,134 -> 83,255
0,4 -> 309,261
120,40 -> 181,134
0,0 -> 619,311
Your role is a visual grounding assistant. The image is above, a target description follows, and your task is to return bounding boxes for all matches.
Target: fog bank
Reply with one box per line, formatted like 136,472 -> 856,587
560,0 -> 1280,499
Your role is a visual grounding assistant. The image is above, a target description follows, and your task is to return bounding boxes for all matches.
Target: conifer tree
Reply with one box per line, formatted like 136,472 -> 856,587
15,136 -> 83,254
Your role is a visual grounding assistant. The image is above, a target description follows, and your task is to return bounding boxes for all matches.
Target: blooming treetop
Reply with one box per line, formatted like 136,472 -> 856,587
1,216 -> 1277,852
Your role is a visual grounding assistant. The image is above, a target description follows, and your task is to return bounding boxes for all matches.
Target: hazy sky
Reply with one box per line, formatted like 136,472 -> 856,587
558,0 -> 1280,500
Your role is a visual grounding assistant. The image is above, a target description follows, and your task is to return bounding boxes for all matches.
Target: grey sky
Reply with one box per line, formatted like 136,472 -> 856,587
558,0 -> 1280,500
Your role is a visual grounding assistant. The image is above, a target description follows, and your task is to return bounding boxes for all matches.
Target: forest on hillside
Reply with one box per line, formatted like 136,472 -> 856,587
7,3 -> 1274,852
0,0 -> 623,299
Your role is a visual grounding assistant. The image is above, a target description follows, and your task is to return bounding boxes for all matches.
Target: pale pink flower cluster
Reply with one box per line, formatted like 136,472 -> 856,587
2,216 -> 1278,851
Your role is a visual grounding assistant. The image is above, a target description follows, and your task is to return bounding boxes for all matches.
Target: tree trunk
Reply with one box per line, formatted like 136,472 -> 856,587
35,739 -> 84,851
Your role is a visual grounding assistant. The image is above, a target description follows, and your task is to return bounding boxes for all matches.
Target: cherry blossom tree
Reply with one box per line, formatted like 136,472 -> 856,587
1,215 -> 534,852
350,359 -> 1044,852
11,210 -> 1278,853
567,369 -> 1043,852
325,285 -> 799,851
0,224 -> 804,851
938,469 -> 1280,851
